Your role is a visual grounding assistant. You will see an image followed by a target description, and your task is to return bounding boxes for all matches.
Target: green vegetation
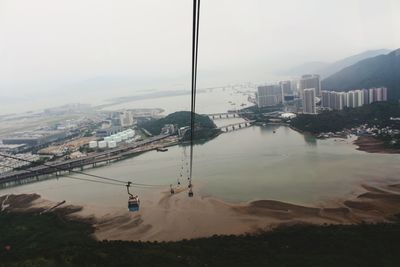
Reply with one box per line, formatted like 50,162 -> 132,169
322,48 -> 400,100
290,102 -> 400,134
2,212 -> 400,266
247,105 -> 283,114
83,130 -> 93,137
139,111 -> 220,140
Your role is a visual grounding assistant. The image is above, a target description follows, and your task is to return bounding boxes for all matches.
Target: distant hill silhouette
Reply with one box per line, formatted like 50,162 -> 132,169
281,49 -> 390,78
282,61 -> 329,76
322,48 -> 400,100
318,49 -> 390,78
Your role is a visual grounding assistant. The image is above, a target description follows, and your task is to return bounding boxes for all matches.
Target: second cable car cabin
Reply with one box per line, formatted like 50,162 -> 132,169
126,182 -> 140,212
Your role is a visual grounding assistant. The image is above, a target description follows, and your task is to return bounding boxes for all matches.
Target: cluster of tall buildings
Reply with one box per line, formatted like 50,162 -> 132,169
256,74 -> 321,111
256,78 -> 302,108
256,73 -> 387,115
256,85 -> 284,107
321,87 -> 388,110
297,75 -> 321,114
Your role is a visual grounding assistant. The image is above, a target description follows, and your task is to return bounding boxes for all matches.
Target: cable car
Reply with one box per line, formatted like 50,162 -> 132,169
128,196 -> 140,212
126,182 -> 140,212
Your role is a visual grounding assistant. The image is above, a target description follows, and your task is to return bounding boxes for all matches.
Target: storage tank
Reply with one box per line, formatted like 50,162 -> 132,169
98,141 -> 107,149
89,141 -> 98,148
108,141 -> 117,148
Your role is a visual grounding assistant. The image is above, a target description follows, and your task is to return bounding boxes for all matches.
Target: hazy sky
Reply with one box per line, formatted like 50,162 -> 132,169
0,0 -> 399,96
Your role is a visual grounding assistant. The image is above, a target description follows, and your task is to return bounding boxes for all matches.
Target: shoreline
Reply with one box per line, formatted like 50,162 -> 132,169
2,180 -> 400,242
289,125 -> 400,155
354,136 -> 400,154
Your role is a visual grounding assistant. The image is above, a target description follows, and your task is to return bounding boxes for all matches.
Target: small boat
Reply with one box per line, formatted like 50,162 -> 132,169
156,147 -> 168,152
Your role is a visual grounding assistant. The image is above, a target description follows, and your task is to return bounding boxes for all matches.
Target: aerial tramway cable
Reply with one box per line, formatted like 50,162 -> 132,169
188,0 -> 200,197
0,163 -> 123,187
0,152 -> 127,185
0,153 -> 167,188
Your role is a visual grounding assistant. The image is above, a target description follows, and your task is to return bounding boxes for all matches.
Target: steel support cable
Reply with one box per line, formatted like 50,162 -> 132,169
0,153 -> 127,184
0,163 -> 123,187
189,0 -> 200,187
0,153 -> 168,188
0,163 -> 168,189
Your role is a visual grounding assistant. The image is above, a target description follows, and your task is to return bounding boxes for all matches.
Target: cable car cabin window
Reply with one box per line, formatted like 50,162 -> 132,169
128,199 -> 140,212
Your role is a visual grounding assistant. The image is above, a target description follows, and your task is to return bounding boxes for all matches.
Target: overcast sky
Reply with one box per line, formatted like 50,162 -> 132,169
0,0 -> 399,96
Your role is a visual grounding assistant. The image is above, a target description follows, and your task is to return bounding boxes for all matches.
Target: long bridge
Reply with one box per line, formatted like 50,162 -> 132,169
206,110 -> 252,120
218,120 -> 255,132
0,134 -> 171,186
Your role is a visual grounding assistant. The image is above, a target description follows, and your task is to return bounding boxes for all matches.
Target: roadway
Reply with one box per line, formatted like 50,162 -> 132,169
0,134 -> 171,184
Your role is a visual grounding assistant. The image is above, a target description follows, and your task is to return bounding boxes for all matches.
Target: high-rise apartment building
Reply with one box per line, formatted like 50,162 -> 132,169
303,88 -> 316,114
291,79 -> 299,95
363,89 -> 369,104
321,91 -> 330,108
368,87 -> 388,103
353,90 -> 364,107
382,87 -> 388,101
321,87 -> 387,111
256,85 -> 283,107
279,80 -> 292,96
299,74 -> 321,98
369,89 -> 374,104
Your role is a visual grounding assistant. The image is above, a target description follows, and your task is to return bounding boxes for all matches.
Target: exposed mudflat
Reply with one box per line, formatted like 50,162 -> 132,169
2,181 -> 400,242
354,136 -> 400,154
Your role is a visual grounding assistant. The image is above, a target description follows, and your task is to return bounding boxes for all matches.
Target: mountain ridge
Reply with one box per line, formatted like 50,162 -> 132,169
281,49 -> 390,78
321,48 -> 400,100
